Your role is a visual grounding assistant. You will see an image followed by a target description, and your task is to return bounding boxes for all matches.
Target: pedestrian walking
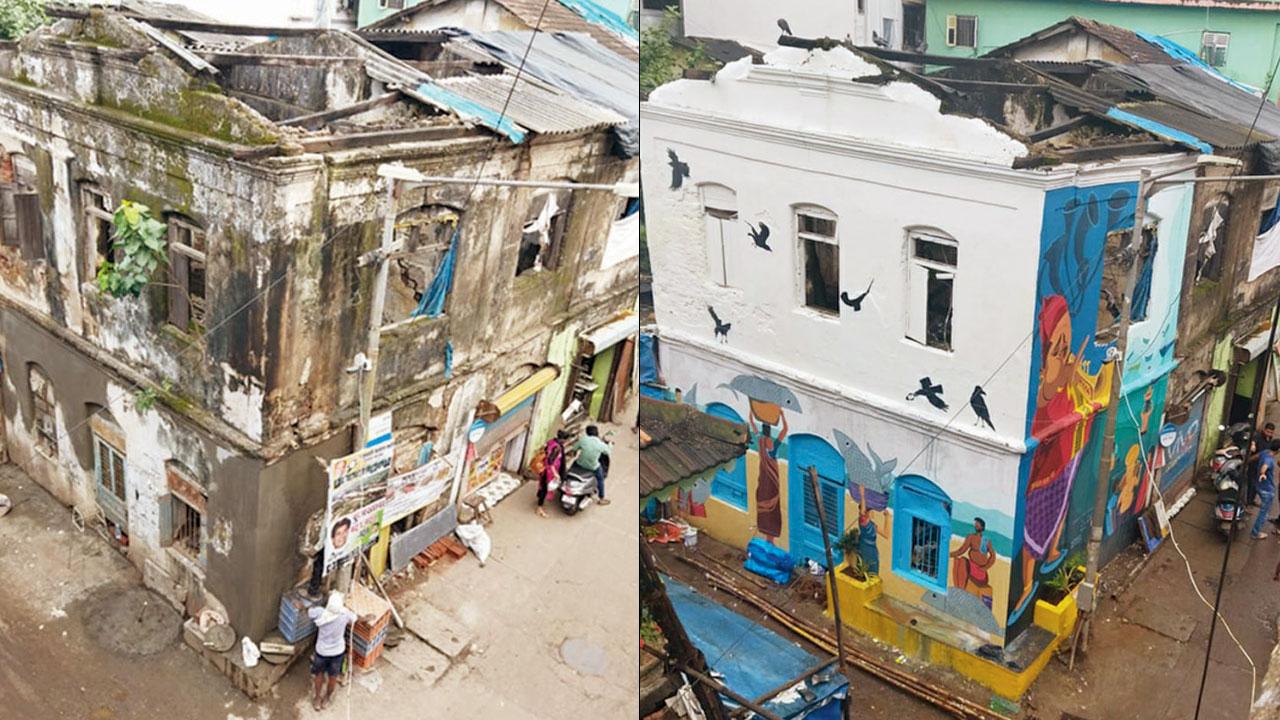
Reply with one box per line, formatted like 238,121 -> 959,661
1252,439 -> 1279,540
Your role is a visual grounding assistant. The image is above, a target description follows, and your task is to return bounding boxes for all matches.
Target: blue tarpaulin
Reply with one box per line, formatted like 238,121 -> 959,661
411,83 -> 527,143
744,538 -> 795,585
414,228 -> 460,318
1137,31 -> 1260,95
664,577 -> 849,719
639,333 -> 658,384
444,341 -> 454,379
554,0 -> 638,43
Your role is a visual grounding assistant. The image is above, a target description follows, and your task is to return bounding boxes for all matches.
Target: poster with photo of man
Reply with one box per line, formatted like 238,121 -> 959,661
324,442 -> 393,573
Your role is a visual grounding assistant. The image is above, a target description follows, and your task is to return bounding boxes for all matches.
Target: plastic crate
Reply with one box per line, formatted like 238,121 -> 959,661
352,611 -> 391,642
278,591 -> 320,644
352,643 -> 384,669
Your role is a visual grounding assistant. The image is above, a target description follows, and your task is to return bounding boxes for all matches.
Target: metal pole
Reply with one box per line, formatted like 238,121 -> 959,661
1193,291 -> 1280,719
807,465 -> 851,716
359,177 -> 399,448
1080,169 -> 1151,644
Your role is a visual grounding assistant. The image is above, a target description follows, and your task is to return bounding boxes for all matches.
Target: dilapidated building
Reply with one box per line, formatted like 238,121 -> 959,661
0,6 -> 637,660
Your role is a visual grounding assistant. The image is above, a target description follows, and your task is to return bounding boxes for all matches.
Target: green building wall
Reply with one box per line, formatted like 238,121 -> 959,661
925,0 -> 1280,97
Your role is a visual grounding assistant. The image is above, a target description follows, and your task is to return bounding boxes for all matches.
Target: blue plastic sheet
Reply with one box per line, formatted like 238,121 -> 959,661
554,0 -> 638,43
444,341 -> 454,379
1136,31 -> 1259,95
413,228 -> 459,318
639,333 -> 658,384
413,82 -> 526,144
1105,107 -> 1212,153
744,538 -> 794,585
664,577 -> 849,718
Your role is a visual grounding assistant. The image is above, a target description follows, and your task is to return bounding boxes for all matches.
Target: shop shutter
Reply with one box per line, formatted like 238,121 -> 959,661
14,191 -> 42,260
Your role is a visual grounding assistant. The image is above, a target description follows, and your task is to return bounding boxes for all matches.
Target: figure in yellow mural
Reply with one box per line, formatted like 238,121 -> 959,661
1117,444 -> 1144,516
950,518 -> 996,609
1015,295 -> 1112,612
748,401 -> 788,541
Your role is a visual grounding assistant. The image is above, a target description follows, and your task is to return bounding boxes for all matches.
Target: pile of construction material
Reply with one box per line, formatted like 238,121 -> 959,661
349,583 -> 393,669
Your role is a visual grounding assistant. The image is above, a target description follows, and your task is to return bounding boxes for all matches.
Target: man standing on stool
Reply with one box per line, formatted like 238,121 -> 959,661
308,592 -> 372,710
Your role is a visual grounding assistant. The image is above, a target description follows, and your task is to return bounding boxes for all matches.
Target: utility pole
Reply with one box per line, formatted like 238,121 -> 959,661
807,466 -> 854,720
640,543 -> 729,720
1078,169 -> 1151,641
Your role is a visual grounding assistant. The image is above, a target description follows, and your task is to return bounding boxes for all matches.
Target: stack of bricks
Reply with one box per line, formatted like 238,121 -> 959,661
347,583 -> 393,670
411,536 -> 468,570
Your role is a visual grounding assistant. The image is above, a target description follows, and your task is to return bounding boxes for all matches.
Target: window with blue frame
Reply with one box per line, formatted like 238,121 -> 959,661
891,475 -> 952,592
705,402 -> 748,510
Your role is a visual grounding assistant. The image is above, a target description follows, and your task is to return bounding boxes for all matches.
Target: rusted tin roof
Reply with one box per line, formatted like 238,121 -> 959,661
639,397 -> 748,498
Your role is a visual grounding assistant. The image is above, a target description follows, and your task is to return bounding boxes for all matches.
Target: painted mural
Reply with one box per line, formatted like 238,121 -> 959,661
720,374 -> 802,542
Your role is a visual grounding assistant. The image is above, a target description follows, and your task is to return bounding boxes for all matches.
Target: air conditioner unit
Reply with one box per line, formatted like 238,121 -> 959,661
946,15 -> 957,46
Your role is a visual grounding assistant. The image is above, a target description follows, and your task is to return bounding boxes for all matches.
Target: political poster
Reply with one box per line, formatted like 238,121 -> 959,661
324,442 -> 393,573
382,455 -> 453,526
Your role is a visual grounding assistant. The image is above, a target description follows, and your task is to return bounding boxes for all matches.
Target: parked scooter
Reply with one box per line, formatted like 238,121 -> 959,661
1210,422 -> 1253,537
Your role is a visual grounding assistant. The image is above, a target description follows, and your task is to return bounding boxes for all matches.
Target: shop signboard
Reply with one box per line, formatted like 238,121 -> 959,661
324,442 -> 393,573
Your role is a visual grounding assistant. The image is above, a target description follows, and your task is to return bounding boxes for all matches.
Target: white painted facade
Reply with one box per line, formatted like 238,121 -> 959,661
679,0 -> 904,50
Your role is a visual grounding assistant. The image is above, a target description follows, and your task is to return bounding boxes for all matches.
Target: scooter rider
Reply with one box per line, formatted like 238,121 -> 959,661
569,425 -> 612,506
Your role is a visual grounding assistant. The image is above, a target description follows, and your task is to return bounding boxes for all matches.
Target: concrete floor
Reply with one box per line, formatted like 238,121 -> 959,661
0,405 -> 640,720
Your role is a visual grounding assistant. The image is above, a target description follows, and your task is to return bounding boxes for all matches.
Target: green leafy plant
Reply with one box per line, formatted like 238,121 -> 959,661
97,200 -> 167,298
836,526 -> 860,559
132,380 -> 172,412
640,606 -> 663,646
1043,552 -> 1087,600
0,0 -> 45,41
639,8 -> 718,96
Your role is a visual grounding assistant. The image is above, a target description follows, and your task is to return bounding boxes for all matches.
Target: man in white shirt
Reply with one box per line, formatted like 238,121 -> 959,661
307,592 -> 366,710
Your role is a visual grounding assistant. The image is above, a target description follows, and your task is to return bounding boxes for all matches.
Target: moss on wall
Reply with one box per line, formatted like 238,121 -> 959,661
99,88 -> 279,146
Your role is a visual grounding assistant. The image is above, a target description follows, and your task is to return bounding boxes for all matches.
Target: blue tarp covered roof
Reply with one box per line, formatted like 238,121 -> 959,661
451,30 -> 639,157
664,577 -> 849,719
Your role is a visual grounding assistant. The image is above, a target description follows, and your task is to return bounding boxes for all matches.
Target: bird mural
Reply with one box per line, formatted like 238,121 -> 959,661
748,222 -> 771,251
708,306 -> 731,342
839,280 -> 874,312
970,385 -> 995,431
777,18 -> 793,36
832,429 -> 895,511
667,149 -> 690,190
906,377 -> 948,411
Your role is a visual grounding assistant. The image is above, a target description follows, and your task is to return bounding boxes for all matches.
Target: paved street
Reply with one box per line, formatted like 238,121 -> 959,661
0,408 -> 639,719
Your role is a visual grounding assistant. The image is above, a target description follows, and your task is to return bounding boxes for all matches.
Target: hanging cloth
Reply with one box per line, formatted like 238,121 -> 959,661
413,227 -> 460,318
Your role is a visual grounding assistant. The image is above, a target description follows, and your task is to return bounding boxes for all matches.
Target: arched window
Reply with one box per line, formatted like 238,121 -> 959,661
705,402 -> 748,510
27,363 -> 56,456
891,474 -> 953,592
787,433 -> 846,566
906,228 -> 957,351
795,205 -> 839,313
699,184 -> 737,287
165,214 -> 207,331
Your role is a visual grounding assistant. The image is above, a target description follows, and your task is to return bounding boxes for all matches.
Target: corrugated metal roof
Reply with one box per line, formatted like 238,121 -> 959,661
340,29 -> 433,88
434,73 -> 624,136
639,397 -> 748,498
1118,100 -> 1276,149
987,15 -> 1175,65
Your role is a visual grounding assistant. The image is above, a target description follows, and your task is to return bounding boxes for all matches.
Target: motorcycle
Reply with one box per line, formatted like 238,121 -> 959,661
1210,423 -> 1253,537
554,430 -> 614,516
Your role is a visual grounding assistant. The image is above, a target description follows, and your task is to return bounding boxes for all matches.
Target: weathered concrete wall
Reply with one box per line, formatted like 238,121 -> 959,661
1251,616 -> 1280,720
223,32 -> 368,121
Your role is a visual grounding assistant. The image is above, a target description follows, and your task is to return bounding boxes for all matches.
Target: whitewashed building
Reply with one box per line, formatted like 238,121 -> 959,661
677,0 -> 922,51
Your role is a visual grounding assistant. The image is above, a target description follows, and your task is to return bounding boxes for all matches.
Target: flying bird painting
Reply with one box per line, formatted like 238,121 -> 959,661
667,149 -> 690,190
970,385 -> 995,431
708,306 -> 731,342
748,222 -> 771,251
906,377 -> 948,411
840,280 -> 874,312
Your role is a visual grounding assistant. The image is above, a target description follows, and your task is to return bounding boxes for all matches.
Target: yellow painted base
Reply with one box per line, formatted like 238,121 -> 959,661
368,526 -> 391,578
826,561 -> 1076,700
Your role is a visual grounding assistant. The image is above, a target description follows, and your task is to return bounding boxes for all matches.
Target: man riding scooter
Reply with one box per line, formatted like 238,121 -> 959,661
569,425 -> 612,506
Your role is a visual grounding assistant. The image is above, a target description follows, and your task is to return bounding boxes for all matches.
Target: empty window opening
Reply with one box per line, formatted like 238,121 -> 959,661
1201,31 -> 1229,67
1196,193 -> 1230,283
386,204 -> 460,322
700,184 -> 737,287
947,15 -> 978,48
162,460 -> 207,565
167,216 -> 207,331
881,18 -> 895,46
81,184 -> 115,280
906,231 -> 956,351
29,364 -> 56,456
797,208 -> 839,313
517,187 -> 572,276
1,152 -> 43,260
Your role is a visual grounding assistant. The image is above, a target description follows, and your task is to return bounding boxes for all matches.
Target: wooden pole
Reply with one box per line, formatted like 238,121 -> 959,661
640,543 -> 729,720
640,646 -> 784,720
807,466 -> 852,718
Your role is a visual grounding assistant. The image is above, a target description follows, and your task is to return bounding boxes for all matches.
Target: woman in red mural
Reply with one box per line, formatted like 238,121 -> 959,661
1015,295 -> 1112,612
748,400 -> 788,541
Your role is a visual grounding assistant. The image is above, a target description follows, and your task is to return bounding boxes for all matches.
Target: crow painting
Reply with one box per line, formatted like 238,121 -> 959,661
708,306 -> 731,342
970,385 -> 995,431
840,280 -> 873,311
667,149 -> 690,190
906,377 -> 948,411
748,222 -> 771,251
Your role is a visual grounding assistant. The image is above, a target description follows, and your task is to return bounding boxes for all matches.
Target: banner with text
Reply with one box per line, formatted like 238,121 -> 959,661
382,455 -> 454,526
324,442 -> 393,573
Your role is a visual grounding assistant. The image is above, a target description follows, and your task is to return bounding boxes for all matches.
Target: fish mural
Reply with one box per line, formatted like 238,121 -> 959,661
832,429 -> 895,511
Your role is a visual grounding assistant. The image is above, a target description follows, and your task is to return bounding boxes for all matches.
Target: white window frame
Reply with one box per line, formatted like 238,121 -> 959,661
795,205 -> 840,315
906,230 -> 957,352
1201,31 -> 1229,67
882,17 -> 895,47
700,184 -> 737,287
81,184 -> 114,282
947,15 -> 978,48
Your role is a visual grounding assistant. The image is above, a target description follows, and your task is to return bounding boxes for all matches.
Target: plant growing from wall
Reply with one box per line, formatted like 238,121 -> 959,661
640,8 -> 715,97
132,380 -> 173,412
97,200 -> 167,298
0,0 -> 45,41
